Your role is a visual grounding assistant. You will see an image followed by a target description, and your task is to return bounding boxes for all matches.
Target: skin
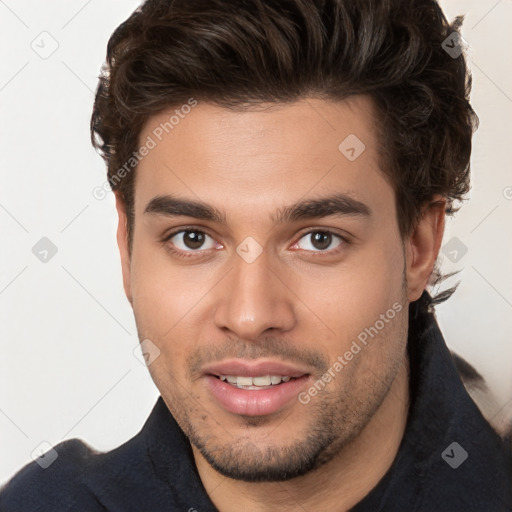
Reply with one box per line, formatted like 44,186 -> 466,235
115,96 -> 445,511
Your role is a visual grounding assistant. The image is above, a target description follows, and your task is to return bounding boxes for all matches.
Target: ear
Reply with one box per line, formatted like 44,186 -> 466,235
405,195 -> 446,302
115,193 -> 133,305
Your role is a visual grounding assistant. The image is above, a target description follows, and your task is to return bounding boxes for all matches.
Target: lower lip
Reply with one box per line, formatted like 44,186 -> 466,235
205,375 -> 309,416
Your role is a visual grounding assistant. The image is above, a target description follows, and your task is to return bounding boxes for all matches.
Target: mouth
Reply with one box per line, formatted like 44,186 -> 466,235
215,374 -> 296,390
202,360 -> 311,416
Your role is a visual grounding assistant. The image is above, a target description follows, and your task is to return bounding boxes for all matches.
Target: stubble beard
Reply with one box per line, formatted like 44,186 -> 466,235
177,348 -> 405,483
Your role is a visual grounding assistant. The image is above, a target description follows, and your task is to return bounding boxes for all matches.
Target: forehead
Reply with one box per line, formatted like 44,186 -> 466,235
133,96 -> 394,223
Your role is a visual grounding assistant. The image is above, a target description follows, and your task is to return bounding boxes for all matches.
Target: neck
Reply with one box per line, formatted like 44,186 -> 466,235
194,355 -> 410,512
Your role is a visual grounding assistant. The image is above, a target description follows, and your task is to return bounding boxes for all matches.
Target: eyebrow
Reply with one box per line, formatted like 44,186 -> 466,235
144,195 -> 227,223
272,193 -> 371,223
144,193 -> 371,224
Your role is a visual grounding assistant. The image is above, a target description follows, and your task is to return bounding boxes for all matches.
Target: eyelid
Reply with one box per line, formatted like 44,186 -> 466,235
162,226 -> 350,257
162,227 -> 221,253
292,228 -> 349,253
163,226 -> 214,242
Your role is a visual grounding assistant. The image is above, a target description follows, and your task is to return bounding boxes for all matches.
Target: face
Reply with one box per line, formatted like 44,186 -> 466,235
118,97 -> 415,481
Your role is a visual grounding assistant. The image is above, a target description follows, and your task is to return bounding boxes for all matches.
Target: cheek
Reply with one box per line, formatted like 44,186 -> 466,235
351,243 -> 404,323
129,248 -> 213,384
130,267 -> 197,398
130,243 -> 207,331
292,232 -> 405,348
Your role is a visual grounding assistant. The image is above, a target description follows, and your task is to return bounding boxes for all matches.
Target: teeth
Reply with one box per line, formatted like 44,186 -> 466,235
218,375 -> 293,387
252,376 -> 271,386
237,376 -> 253,386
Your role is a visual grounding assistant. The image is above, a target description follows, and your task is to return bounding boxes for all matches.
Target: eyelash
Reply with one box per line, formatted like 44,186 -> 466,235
162,227 -> 350,260
162,228 -> 220,259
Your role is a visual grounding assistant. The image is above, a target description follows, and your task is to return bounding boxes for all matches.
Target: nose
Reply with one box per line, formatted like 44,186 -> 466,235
213,249 -> 297,340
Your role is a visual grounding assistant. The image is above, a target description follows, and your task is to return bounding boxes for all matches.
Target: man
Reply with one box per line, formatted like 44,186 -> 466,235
1,0 -> 511,510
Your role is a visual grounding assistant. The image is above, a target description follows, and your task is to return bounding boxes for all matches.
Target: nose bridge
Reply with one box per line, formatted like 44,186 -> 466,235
213,249 -> 296,338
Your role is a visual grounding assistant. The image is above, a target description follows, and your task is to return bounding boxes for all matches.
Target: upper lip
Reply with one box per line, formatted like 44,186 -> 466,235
202,359 -> 310,378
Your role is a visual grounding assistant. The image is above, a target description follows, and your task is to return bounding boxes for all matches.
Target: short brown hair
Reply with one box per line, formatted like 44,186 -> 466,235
91,0 -> 477,300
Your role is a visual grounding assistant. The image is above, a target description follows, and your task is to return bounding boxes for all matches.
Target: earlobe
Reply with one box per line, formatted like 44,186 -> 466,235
405,196 -> 446,302
115,193 -> 133,305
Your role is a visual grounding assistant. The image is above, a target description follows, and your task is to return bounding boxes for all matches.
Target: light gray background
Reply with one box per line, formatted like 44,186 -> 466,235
1,0 -> 511,484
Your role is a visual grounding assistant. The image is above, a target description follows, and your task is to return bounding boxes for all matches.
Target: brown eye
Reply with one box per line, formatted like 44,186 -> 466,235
296,231 -> 343,252
182,231 -> 205,249
168,230 -> 216,251
311,232 -> 332,250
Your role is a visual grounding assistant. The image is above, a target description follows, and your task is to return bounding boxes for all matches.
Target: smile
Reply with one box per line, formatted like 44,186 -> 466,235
218,375 -> 293,389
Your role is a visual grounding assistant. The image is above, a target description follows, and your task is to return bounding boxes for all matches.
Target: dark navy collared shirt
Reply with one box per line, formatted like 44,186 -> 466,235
1,293 -> 511,511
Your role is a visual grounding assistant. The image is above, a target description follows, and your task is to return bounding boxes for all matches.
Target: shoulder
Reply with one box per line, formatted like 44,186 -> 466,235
421,351 -> 512,510
0,430 -> 176,512
0,438 -> 103,511
452,350 -> 512,444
